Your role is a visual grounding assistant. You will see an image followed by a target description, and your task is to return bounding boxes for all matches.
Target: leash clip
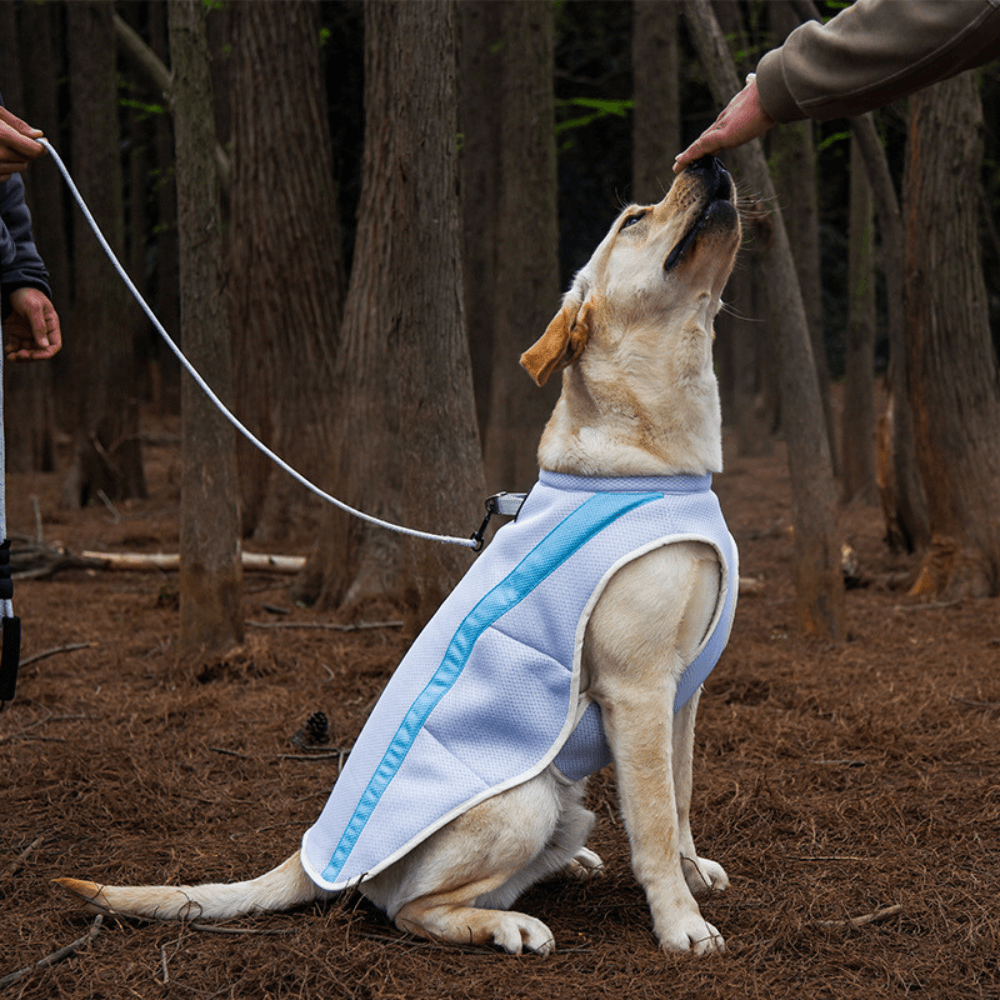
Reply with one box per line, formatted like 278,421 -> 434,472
470,492 -> 527,552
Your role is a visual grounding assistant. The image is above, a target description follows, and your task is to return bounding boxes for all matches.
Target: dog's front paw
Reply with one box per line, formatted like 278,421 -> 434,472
681,855 -> 729,896
564,847 -> 604,881
491,911 -> 556,955
656,912 -> 726,956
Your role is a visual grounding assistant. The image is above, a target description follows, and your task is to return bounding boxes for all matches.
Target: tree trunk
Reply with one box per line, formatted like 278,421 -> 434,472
903,76 -> 1000,598
768,2 -> 836,474
1,2 -> 55,473
147,0 -> 180,415
63,1 -> 146,506
482,0 -> 560,495
458,0 -> 503,440
632,0 -> 680,204
852,112 -> 929,553
169,0 -> 244,655
840,133 -> 877,504
683,0 -> 845,640
297,0 -> 484,629
229,0 -> 345,542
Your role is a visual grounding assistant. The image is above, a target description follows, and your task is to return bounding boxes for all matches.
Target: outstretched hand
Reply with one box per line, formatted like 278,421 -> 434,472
5,287 -> 62,362
0,105 -> 46,180
674,76 -> 775,173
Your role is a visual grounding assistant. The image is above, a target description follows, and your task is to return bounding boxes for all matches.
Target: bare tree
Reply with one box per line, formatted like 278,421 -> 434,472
840,133 -> 877,504
903,76 -> 1000,598
229,0 -> 345,541
169,0 -> 243,654
632,0 -> 680,204
63,1 -> 145,506
298,0 -> 483,628
458,0 -> 503,439
482,0 -> 560,495
683,0 -> 845,640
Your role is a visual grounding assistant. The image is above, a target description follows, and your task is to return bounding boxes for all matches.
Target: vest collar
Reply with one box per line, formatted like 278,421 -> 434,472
538,470 -> 713,495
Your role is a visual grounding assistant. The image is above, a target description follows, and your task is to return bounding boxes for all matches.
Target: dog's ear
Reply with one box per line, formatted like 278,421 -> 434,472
520,299 -> 593,387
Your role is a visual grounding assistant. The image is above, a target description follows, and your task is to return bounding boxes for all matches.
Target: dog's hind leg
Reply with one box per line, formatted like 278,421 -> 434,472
365,770 -> 590,955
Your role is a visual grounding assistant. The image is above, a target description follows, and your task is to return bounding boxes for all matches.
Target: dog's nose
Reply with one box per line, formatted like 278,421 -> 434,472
686,155 -> 732,202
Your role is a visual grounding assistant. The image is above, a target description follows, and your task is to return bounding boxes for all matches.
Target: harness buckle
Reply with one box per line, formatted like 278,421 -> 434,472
470,491 -> 528,552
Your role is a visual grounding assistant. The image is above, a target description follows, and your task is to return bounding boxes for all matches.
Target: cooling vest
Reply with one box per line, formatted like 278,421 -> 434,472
300,471 -> 738,894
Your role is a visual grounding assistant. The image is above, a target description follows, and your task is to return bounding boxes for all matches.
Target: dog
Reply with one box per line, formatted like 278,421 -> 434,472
57,155 -> 742,956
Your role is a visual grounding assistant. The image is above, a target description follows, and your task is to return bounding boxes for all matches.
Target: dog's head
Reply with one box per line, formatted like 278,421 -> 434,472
521,156 -> 741,476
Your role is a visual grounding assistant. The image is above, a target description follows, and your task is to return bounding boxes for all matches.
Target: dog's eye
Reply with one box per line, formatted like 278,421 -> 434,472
620,211 -> 647,232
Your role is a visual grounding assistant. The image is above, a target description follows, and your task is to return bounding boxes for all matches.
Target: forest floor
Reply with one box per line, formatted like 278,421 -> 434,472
2,406 -> 999,1000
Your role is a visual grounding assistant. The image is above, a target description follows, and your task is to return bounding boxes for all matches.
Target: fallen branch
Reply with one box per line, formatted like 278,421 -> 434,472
5,836 -> 44,878
80,551 -> 307,574
815,904 -> 903,929
188,923 -> 293,936
949,695 -> 1000,711
246,619 -> 402,632
20,643 -> 93,668
0,914 -> 103,988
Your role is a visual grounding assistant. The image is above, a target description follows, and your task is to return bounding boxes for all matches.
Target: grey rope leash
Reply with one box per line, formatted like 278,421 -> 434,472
37,138 -> 479,551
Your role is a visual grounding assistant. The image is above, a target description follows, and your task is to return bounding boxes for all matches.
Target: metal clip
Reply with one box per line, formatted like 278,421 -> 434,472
470,491 -> 528,552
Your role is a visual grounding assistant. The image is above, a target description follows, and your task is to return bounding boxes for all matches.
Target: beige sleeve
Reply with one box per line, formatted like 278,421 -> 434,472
755,0 -> 1000,123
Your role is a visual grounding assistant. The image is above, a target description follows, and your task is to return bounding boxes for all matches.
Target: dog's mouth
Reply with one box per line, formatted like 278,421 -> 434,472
663,157 -> 736,273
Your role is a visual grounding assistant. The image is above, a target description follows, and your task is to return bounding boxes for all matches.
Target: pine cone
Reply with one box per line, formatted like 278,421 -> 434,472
290,711 -> 330,749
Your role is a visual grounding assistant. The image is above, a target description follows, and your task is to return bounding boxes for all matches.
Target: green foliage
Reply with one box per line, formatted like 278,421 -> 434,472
555,97 -> 632,138
816,129 -> 851,155
119,97 -> 166,117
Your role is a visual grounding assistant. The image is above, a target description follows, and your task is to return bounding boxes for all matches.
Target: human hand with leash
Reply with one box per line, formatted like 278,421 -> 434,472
0,105 -> 46,180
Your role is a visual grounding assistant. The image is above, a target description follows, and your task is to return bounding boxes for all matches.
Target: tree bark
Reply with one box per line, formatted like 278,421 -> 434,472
482,0 -> 560,495
852,112 -> 929,552
63,1 -> 146,506
768,2 -> 836,473
632,0 -> 680,204
840,133 -> 877,504
458,0 -> 503,440
298,0 -> 484,628
903,76 -> 1000,598
229,0 -> 345,541
169,0 -> 244,654
683,1 -> 844,640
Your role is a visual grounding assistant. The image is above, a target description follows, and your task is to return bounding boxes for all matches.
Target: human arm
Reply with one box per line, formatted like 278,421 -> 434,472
675,0 -> 1000,171
1,165 -> 56,360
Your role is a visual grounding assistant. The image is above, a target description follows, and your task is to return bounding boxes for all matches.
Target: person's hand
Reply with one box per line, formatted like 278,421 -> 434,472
0,106 -> 45,180
673,75 -> 775,173
5,288 -> 62,362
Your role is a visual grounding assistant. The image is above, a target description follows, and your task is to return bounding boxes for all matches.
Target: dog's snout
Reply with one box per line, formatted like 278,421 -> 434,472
686,155 -> 732,202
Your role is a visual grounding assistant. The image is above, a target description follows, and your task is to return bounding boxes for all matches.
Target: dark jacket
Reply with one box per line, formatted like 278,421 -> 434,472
756,0 -> 1000,123
0,92 -> 51,318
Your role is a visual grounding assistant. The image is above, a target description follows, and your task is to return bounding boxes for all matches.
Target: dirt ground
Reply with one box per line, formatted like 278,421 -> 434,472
2,411 -> 999,1000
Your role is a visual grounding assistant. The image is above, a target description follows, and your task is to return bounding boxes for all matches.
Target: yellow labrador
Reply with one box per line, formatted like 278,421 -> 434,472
57,155 -> 742,956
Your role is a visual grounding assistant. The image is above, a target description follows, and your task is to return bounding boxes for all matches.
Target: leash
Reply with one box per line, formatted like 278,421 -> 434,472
37,138 -> 484,551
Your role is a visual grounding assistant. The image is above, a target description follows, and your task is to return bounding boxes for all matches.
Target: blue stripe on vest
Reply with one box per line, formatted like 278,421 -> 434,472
320,490 -> 659,883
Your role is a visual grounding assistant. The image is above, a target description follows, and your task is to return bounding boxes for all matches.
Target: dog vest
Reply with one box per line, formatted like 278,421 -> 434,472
300,471 -> 738,894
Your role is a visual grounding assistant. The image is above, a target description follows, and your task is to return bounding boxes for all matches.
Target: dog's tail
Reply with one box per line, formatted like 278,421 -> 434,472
53,852 -> 327,921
